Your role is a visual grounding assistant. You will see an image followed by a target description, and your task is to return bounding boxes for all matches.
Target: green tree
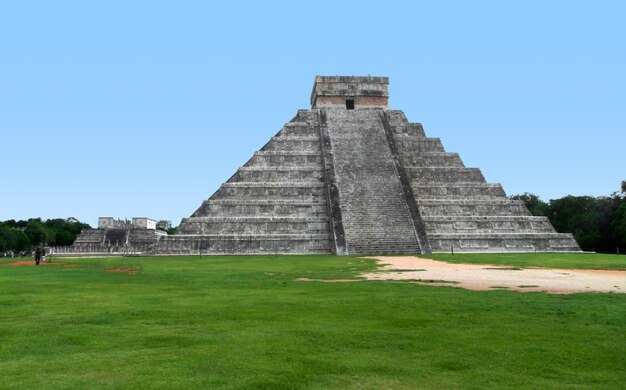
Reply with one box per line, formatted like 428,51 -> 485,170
0,224 -> 13,252
43,218 -> 91,246
612,203 -> 626,249
1,218 -> 90,251
0,223 -> 30,252
25,219 -> 51,246
547,194 -> 621,252
13,229 -> 30,251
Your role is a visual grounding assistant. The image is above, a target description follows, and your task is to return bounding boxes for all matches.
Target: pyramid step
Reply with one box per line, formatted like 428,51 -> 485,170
423,215 -> 556,234
247,151 -> 322,167
230,167 -> 324,182
221,181 -> 324,188
413,183 -> 506,197
280,122 -> 318,136
400,152 -> 464,167
216,181 -> 326,199
184,216 -> 329,223
260,136 -> 321,152
395,137 -> 445,153
178,218 -> 330,235
238,165 -> 321,171
391,123 -> 426,137
192,201 -> 328,218
405,167 -> 485,183
254,150 -> 321,156
159,233 -> 333,255
427,232 -> 580,253
417,195 -> 505,201
384,110 -> 409,124
418,199 -> 531,217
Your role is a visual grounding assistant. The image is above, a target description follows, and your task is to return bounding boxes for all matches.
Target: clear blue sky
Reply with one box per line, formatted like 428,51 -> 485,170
1,1 -> 624,227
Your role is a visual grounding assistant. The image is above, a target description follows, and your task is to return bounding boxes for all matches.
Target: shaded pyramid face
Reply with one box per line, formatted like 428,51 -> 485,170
158,76 -> 580,254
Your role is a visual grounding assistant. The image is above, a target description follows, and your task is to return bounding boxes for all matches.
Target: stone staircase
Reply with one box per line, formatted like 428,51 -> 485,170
71,228 -> 107,253
383,110 -> 580,252
323,109 -> 420,254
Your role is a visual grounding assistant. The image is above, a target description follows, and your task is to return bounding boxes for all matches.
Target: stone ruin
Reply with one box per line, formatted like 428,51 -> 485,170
70,75 -> 580,255
69,217 -> 165,254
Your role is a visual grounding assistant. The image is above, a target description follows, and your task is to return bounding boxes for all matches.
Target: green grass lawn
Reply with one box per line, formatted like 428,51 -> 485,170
423,252 -> 626,270
1,254 -> 625,389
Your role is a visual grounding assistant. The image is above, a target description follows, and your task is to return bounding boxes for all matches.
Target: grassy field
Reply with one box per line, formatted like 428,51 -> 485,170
424,252 -> 626,270
1,254 -> 625,389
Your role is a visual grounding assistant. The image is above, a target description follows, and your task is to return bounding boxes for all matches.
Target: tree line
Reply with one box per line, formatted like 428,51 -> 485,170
0,218 -> 91,254
510,181 -> 626,253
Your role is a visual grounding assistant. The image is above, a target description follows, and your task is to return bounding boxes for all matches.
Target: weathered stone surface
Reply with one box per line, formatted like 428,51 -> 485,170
163,109 -> 334,254
159,76 -> 579,254
71,227 -> 164,254
384,109 -> 579,252
311,76 -> 389,109
70,75 -> 580,255
323,109 -> 421,254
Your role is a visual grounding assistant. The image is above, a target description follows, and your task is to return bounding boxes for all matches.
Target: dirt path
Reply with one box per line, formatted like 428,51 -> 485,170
6,260 -> 54,266
360,256 -> 626,294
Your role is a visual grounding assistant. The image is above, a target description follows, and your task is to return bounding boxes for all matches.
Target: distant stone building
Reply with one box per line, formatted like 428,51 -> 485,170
155,76 -> 580,255
132,218 -> 157,230
98,217 -> 130,229
67,216 -> 164,254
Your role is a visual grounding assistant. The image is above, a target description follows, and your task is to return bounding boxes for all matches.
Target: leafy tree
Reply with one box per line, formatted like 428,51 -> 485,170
511,186 -> 625,253
25,219 -> 50,246
0,224 -> 14,252
612,203 -> 626,249
549,196 -> 599,250
13,229 -> 30,251
0,223 -> 30,252
42,218 -> 90,246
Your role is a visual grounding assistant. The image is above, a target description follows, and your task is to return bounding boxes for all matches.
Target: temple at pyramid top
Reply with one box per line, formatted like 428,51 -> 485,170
310,75 -> 389,109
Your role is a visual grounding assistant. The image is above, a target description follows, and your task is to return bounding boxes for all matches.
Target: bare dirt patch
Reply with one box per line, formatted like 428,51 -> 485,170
4,261 -> 79,267
361,256 -> 626,294
104,267 -> 142,275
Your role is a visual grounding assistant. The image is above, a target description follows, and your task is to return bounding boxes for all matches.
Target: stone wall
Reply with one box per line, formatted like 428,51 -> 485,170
311,75 -> 389,109
69,227 -> 165,254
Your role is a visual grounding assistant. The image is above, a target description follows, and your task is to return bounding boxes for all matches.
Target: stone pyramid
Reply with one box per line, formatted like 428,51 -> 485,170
157,76 -> 580,255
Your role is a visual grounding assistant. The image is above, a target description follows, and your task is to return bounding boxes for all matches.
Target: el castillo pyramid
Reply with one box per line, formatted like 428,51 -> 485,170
69,76 -> 580,255
152,75 -> 579,255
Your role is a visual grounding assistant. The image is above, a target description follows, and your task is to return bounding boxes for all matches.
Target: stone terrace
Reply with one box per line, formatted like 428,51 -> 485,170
120,75 -> 579,255
160,110 -> 333,254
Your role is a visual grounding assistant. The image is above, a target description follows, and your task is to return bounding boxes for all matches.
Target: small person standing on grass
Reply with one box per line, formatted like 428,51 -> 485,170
34,247 -> 43,266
